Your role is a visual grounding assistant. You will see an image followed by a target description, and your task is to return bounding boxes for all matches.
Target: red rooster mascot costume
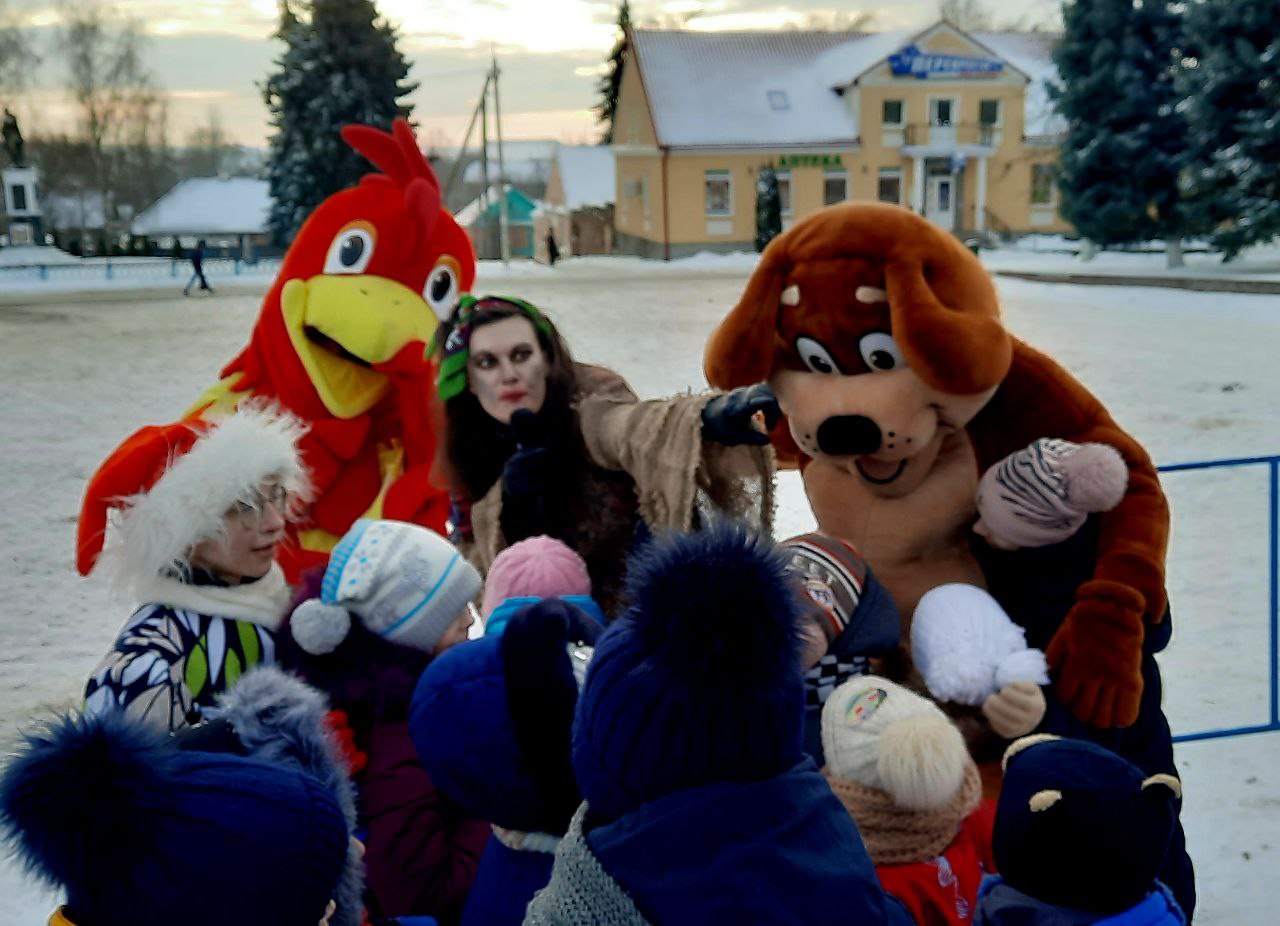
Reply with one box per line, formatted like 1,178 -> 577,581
77,119 -> 476,581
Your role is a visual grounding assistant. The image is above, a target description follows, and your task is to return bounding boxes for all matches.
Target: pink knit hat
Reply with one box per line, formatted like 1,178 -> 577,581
481,535 -> 592,619
974,438 -> 1129,549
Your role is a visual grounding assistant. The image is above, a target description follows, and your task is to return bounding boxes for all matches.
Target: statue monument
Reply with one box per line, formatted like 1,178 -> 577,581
2,106 -> 43,247
2,107 -> 26,168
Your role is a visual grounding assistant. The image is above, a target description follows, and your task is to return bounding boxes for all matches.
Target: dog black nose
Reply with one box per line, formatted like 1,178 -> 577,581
816,415 -> 882,456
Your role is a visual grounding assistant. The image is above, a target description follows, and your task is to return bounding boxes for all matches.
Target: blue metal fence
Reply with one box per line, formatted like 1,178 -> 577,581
1162,455 -> 1280,744
0,257 -> 281,286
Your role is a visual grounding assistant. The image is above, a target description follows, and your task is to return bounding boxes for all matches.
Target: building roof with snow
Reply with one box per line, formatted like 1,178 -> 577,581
457,140 -> 558,185
547,145 -> 616,210
628,26 -> 1061,149
131,177 -> 270,237
971,31 -> 1065,138
454,184 -> 541,228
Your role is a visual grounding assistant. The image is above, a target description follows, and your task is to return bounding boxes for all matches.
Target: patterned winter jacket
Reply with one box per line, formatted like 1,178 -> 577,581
83,566 -> 291,732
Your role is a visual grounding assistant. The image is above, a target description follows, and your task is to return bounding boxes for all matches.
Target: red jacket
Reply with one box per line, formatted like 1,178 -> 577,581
362,720 -> 491,923
876,801 -> 997,926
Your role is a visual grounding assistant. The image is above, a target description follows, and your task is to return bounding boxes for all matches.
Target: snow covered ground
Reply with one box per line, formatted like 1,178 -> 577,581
1,260 -> 1277,922
980,236 -> 1280,281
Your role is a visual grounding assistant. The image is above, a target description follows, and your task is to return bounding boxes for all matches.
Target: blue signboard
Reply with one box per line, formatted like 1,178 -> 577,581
888,44 -> 1004,79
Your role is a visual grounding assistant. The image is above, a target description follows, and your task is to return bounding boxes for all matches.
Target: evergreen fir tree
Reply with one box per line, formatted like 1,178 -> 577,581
595,0 -> 632,144
1051,0 -> 1199,266
755,166 -> 782,252
262,0 -> 415,245
1180,0 -> 1280,260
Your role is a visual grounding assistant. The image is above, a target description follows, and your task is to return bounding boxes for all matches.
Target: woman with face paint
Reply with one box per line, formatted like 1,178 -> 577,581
430,295 -> 779,616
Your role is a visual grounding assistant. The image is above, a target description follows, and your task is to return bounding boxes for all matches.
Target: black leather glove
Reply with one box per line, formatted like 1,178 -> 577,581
501,409 -> 556,540
701,383 -> 780,446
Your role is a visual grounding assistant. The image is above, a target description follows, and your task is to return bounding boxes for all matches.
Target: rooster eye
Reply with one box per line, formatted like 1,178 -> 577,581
324,227 -> 375,274
424,261 -> 461,321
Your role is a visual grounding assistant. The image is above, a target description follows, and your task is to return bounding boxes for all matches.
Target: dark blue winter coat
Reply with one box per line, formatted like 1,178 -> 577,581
583,758 -> 913,926
409,600 -> 601,926
975,877 -> 1185,926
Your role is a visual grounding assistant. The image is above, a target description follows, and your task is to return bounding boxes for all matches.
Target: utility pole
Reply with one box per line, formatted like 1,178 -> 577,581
479,93 -> 491,258
492,50 -> 510,265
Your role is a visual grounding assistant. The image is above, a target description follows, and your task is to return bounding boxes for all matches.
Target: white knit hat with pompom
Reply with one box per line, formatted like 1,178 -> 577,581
821,676 -> 969,811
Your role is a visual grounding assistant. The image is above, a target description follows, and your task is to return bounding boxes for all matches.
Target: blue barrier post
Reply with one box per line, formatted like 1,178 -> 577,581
1163,455 -> 1280,744
105,261 -> 113,281
39,264 -> 47,281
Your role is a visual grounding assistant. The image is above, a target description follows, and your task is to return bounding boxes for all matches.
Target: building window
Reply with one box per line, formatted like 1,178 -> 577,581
929,98 -> 954,126
1031,164 -> 1056,205
767,90 -> 790,111
10,184 -> 26,211
776,171 -> 793,215
882,99 -> 904,127
979,99 -> 1001,126
877,168 -> 902,204
823,170 -> 848,206
705,170 -> 732,216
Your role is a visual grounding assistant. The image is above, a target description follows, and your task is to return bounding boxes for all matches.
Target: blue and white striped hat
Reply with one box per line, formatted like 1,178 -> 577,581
320,518 -> 481,652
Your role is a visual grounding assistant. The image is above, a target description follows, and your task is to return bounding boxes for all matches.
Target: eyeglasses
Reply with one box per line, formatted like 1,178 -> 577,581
228,484 -> 289,527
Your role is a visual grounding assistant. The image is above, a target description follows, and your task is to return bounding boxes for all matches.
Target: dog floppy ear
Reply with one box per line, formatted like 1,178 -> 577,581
883,218 -> 1010,394
704,237 -> 788,389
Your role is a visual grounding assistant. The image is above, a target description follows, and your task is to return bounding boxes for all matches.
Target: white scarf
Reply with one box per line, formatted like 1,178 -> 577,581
132,564 -> 291,630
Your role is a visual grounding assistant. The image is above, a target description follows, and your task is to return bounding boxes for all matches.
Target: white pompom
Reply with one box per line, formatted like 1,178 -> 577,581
912,584 -> 1021,705
877,714 -> 969,811
290,599 -> 352,655
995,647 -> 1051,689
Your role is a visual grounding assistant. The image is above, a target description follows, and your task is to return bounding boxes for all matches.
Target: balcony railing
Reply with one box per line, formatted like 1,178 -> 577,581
902,122 -> 998,148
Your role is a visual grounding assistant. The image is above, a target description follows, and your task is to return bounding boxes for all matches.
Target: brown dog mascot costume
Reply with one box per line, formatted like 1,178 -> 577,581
705,203 -> 1193,916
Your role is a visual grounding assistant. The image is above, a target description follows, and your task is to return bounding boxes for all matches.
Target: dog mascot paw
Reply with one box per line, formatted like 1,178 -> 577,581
704,203 -> 1169,732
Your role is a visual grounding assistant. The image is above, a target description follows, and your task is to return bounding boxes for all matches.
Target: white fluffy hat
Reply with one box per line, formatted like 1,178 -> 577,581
910,583 -> 1050,706
81,404 -> 309,592
292,519 -> 481,654
821,676 -> 969,811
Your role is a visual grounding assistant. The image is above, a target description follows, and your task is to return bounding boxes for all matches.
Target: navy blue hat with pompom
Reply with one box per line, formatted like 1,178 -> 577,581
572,522 -> 805,823
411,598 -> 603,834
0,712 -> 349,926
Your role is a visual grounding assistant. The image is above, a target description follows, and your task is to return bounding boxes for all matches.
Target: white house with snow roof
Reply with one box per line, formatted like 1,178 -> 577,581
131,177 -> 271,256
612,21 -> 1068,258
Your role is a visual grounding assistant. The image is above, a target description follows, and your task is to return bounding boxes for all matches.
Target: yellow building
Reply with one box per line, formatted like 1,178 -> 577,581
613,21 -> 1070,258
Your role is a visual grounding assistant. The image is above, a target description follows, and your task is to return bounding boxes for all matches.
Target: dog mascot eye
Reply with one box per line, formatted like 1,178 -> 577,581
858,332 -> 905,372
323,226 -> 375,275
796,336 -> 842,375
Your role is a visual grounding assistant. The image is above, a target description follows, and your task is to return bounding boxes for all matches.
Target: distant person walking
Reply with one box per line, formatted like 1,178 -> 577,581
183,239 -> 214,296
545,228 -> 560,267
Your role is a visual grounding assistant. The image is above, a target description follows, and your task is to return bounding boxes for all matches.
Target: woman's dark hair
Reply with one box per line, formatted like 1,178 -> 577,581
432,302 -> 583,502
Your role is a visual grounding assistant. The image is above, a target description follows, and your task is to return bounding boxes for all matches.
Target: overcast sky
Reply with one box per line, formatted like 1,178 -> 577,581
4,0 -> 1061,149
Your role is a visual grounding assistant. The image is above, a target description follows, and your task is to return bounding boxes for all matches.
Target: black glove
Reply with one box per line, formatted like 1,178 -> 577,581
701,383 -> 780,446
501,409 -> 556,540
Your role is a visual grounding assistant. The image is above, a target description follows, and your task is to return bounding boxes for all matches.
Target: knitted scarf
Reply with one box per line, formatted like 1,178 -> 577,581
824,761 -> 982,865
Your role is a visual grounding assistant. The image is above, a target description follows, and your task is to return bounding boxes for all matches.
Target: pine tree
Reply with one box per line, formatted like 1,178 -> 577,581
1051,0 -> 1198,266
595,0 -> 632,144
755,166 -> 782,252
262,0 -> 415,245
1180,0 -> 1280,260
